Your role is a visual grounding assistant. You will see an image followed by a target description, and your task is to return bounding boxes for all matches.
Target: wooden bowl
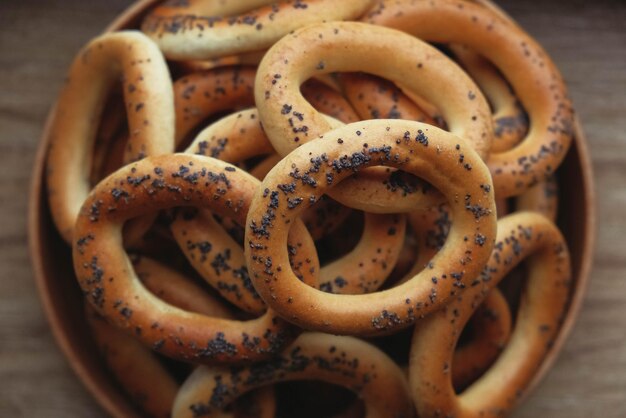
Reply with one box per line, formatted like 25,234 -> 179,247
28,1 -> 596,416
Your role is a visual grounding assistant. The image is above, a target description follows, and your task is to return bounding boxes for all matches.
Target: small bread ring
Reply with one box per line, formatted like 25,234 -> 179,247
255,21 -> 492,212
366,0 -> 574,198
245,120 -> 496,335
141,0 -> 374,60
87,306 -> 179,418
177,108 -> 405,303
451,288 -> 511,390
256,21 -> 492,159
319,213 -> 406,294
173,108 -> 345,311
409,212 -> 571,418
450,44 -> 529,153
46,31 -> 175,243
73,154 -> 319,363
89,257 -> 277,418
171,333 -> 413,418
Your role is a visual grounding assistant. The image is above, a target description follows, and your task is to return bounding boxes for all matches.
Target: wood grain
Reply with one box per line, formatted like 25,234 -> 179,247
0,0 -> 624,416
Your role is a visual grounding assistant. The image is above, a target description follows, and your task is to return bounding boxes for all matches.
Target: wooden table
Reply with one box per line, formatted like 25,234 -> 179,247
0,0 -> 624,416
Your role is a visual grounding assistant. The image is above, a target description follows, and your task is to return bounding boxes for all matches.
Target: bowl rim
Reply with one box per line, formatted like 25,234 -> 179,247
27,0 -> 596,416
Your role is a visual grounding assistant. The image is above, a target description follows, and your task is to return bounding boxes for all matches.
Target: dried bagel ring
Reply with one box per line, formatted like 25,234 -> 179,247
73,154 -> 319,363
450,45 -> 528,153
87,307 -> 179,418
174,68 -> 354,149
88,257 -> 277,418
141,0 -> 374,60
245,120 -> 497,335
171,333 -> 413,418
185,108 -> 353,242
172,109 -> 341,312
339,72 -> 445,211
366,0 -> 574,198
46,31 -> 175,243
410,212 -> 571,418
177,109 -> 404,307
255,21 -> 493,212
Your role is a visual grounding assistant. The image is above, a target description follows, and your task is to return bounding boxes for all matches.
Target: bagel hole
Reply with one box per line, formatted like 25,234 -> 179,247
497,263 -> 527,329
383,222 -> 418,288
315,209 -> 363,265
275,381 -> 359,418
90,85 -> 128,184
448,47 -> 530,146
366,327 -> 414,367
176,108 -> 237,152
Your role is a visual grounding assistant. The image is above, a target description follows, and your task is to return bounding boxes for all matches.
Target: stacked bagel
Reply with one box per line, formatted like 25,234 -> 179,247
44,0 -> 576,417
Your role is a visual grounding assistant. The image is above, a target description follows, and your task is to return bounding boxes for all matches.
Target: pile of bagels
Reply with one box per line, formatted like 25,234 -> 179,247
44,0 -> 577,417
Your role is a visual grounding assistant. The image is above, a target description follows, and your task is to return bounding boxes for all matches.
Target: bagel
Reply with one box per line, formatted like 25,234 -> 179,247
410,212 -> 571,417
245,120 -> 496,335
73,154 -> 319,363
366,0 -> 574,198
171,333 -> 413,418
141,0 -> 374,60
255,21 -> 493,212
46,31 -> 174,243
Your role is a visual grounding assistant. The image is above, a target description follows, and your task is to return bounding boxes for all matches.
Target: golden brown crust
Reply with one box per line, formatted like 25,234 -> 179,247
409,212 -> 571,417
255,21 -> 493,212
366,0 -> 574,198
245,120 -> 496,335
73,154 -> 320,363
87,306 -> 179,418
141,0 -> 374,60
172,333 -> 413,418
46,31 -> 175,243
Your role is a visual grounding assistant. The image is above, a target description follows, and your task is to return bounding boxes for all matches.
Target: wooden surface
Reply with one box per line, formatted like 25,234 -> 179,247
0,0 -> 624,416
